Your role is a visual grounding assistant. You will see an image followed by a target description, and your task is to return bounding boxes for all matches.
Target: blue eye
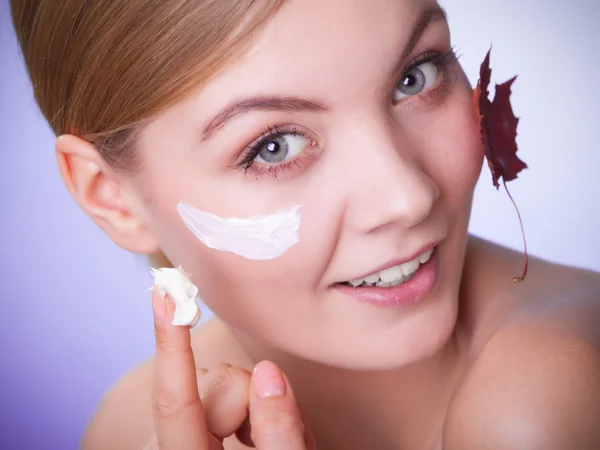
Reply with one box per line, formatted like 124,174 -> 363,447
254,133 -> 309,164
393,61 -> 439,102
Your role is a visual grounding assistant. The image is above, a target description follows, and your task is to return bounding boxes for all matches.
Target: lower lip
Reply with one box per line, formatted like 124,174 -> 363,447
333,249 -> 439,308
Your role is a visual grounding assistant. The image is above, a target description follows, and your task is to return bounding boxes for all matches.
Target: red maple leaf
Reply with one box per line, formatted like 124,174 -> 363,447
472,48 -> 529,282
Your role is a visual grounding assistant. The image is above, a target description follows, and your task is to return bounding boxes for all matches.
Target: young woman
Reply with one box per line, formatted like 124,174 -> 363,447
11,0 -> 600,448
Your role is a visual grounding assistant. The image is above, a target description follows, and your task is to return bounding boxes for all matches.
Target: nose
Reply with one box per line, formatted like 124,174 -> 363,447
342,124 -> 440,234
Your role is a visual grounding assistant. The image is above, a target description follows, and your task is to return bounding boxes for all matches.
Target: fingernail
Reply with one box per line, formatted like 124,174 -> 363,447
152,286 -> 166,324
253,361 -> 286,399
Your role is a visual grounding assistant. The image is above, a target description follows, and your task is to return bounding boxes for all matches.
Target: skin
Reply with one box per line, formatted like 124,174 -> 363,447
53,0 -> 600,448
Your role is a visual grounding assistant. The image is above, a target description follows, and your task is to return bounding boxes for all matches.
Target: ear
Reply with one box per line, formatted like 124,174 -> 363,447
55,134 -> 161,255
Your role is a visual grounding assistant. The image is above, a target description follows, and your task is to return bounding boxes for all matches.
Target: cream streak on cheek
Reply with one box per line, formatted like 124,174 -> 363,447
177,203 -> 302,260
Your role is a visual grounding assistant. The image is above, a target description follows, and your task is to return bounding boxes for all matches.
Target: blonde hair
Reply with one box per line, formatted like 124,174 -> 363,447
11,0 -> 283,267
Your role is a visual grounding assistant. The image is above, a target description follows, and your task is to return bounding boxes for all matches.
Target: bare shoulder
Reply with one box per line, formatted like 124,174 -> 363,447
461,236 -> 600,345
444,238 -> 600,449
81,318 -> 251,450
444,321 -> 600,449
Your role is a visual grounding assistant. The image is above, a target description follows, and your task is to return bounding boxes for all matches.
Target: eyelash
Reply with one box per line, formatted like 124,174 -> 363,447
397,46 -> 460,104
235,46 -> 461,180
236,125 -> 321,181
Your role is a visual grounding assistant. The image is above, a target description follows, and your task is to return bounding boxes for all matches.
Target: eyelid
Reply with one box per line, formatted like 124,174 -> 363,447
410,46 -> 452,67
392,48 -> 459,104
404,52 -> 439,73
233,124 -> 318,169
231,124 -> 323,183
396,47 -> 458,80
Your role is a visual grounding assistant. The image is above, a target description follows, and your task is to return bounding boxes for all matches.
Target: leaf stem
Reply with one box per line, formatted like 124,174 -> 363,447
502,179 -> 528,282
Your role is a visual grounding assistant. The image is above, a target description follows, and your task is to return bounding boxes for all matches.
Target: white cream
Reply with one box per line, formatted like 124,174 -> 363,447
151,266 -> 201,327
177,203 -> 302,260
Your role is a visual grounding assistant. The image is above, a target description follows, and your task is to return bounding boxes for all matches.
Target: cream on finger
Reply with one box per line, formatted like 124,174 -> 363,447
151,266 -> 201,327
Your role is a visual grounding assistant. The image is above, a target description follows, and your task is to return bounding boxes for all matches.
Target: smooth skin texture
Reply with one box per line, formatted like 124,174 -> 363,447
51,0 -> 600,448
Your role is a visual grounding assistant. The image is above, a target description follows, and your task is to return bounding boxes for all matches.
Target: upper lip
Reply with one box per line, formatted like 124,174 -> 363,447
339,241 -> 440,283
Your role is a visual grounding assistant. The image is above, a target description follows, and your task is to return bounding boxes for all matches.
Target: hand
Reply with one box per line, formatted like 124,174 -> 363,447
151,286 -> 316,449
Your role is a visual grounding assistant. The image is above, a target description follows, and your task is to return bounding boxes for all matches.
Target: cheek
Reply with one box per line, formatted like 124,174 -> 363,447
423,82 -> 484,210
203,204 -> 337,313
143,193 -> 334,335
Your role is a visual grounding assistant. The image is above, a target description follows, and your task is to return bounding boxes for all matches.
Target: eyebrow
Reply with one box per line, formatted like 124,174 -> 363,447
200,4 -> 448,141
201,97 -> 328,141
394,4 -> 449,74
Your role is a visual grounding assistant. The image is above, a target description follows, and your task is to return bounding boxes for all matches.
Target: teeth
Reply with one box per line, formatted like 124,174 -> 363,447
348,272 -> 383,287
376,278 -> 405,288
400,258 -> 419,277
363,273 -> 380,284
418,249 -> 433,264
344,248 -> 434,288
378,265 -> 404,283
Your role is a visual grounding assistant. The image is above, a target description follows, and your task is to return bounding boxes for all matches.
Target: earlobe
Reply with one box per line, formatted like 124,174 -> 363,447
55,134 -> 161,255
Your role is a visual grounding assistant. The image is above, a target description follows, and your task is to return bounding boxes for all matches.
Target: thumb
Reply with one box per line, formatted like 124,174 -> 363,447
248,361 -> 307,450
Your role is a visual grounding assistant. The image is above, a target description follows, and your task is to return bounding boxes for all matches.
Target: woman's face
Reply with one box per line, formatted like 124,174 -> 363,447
126,0 -> 483,369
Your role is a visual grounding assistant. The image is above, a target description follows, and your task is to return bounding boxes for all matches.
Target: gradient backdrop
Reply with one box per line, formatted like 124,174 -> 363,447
2,1 -> 599,448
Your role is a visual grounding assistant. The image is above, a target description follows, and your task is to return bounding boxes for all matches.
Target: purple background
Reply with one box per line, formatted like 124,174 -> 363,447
2,1 -> 599,449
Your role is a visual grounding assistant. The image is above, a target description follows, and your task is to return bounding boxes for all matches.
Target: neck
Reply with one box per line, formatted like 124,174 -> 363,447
226,324 -> 466,450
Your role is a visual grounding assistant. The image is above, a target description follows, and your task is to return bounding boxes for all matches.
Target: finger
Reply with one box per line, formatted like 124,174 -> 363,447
198,363 -> 252,441
298,406 -> 317,450
234,416 -> 255,448
152,286 -> 211,450
249,361 -> 307,450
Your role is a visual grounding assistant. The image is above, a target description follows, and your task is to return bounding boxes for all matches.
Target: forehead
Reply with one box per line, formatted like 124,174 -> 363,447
200,0 -> 441,102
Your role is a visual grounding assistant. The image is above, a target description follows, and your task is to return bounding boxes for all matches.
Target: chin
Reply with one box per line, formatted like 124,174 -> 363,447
371,297 -> 458,371
294,286 -> 461,372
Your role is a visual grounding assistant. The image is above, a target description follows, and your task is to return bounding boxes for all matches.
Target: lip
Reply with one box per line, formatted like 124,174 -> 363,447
344,241 -> 440,282
333,247 -> 440,308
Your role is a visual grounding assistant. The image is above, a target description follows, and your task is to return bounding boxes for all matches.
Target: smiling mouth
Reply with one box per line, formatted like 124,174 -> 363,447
339,248 -> 435,289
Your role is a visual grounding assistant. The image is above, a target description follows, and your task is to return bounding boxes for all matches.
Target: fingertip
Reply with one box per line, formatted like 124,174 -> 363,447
252,361 -> 287,399
248,362 -> 305,448
152,287 -> 191,354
